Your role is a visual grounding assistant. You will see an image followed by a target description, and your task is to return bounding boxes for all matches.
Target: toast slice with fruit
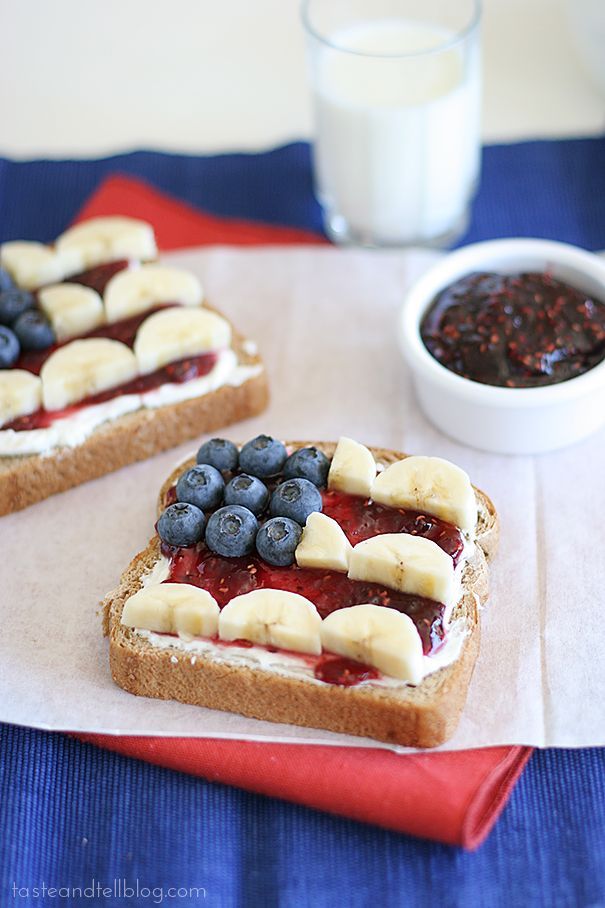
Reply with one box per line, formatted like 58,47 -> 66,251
0,218 -> 268,515
103,436 -> 498,748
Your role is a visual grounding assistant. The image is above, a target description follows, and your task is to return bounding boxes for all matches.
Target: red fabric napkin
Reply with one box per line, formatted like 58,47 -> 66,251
74,173 -> 531,849
74,174 -> 324,248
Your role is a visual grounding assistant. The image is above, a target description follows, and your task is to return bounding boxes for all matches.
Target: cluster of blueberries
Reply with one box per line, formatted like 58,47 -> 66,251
157,435 -> 331,567
0,267 -> 57,368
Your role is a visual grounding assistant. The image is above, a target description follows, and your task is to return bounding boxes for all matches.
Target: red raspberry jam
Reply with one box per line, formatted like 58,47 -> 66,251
68,259 -> 130,295
164,543 -> 441,687
164,542 -> 445,656
5,351 -> 219,431
314,655 -> 379,686
163,489 -> 464,565
16,304 -> 172,375
322,489 -> 464,565
420,271 -> 605,388
214,635 -> 379,686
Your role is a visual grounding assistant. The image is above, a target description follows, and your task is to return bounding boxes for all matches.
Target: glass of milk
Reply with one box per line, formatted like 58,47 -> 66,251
302,0 -> 482,247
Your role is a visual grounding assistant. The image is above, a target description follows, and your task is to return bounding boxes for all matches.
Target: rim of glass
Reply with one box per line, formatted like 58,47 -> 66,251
301,0 -> 482,58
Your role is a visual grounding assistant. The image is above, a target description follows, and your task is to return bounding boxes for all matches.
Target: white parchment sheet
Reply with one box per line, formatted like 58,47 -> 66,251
2,245 -> 604,753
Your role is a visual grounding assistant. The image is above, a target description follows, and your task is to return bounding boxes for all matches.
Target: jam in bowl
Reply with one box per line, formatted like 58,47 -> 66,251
420,270 -> 605,389
399,239 -> 605,454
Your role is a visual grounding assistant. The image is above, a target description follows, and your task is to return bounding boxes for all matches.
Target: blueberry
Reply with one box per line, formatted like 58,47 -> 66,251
224,473 -> 269,516
205,505 -> 258,557
256,517 -> 302,567
0,289 -> 35,325
270,478 -> 322,526
0,268 -> 14,293
176,464 -> 225,511
196,437 -> 239,473
239,434 -> 287,478
0,325 -> 20,368
13,309 -> 55,351
157,502 -> 206,547
283,446 -> 330,487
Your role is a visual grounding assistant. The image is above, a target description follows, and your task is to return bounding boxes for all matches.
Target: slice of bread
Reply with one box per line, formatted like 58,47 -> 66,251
103,442 -> 498,748
0,316 -> 268,516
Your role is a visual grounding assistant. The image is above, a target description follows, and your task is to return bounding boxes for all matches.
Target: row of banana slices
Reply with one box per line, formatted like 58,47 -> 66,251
121,441 -> 477,682
0,308 -> 231,426
326,436 -> 476,532
1,217 -> 199,337
0,216 -> 158,290
296,515 -> 453,600
122,585 -> 426,684
35,264 -> 204,341
1,304 -> 231,423
0,271 -> 232,428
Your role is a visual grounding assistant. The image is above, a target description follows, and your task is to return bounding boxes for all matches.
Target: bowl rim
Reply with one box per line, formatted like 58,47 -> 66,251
399,237 -> 605,408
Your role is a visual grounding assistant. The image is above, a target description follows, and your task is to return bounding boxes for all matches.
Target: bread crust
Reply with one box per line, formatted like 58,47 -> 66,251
104,442 -> 498,748
0,318 -> 268,516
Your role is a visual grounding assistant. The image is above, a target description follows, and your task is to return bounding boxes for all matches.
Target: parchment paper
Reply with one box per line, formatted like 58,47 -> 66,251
2,245 -> 604,752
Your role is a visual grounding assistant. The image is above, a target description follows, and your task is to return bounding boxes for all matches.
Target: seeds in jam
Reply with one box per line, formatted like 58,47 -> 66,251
420,271 -> 605,388
321,489 -> 464,564
314,655 -> 379,686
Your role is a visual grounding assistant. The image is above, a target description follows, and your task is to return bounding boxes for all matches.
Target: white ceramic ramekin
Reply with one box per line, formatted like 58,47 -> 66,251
399,238 -> 605,454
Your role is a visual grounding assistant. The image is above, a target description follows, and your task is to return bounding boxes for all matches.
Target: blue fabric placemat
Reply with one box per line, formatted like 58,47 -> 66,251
1,138 -> 605,250
1,138 -> 605,907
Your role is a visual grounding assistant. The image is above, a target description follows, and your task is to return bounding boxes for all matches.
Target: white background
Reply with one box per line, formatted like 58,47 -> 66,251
0,0 -> 604,157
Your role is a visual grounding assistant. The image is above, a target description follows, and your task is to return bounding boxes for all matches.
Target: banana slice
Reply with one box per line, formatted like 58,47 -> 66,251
40,338 -> 138,411
371,455 -> 477,533
328,436 -> 376,498
121,582 -> 219,639
320,604 -> 424,682
0,370 -> 42,427
0,241 -> 66,290
218,589 -> 322,655
56,216 -> 157,271
295,512 -> 352,572
104,264 -> 202,322
38,283 -> 105,341
134,306 -> 231,375
348,533 -> 455,604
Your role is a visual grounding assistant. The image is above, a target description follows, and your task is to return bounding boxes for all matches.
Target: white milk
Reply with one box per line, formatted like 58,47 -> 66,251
311,19 -> 481,245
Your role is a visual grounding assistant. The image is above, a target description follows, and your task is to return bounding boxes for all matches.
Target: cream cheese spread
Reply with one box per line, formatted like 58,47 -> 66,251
136,618 -> 468,688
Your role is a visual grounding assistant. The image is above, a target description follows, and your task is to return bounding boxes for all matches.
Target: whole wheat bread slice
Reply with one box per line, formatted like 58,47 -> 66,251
103,442 -> 498,748
0,313 -> 269,516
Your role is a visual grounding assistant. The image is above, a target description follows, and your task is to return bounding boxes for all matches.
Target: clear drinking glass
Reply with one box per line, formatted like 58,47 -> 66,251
302,0 -> 482,247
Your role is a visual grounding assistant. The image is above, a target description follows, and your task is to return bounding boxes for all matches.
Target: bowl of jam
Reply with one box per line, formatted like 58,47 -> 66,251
399,239 -> 605,453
